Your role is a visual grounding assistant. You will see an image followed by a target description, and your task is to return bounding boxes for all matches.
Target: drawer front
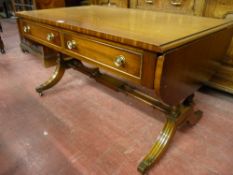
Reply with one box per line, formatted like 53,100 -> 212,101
137,0 -> 195,14
20,20 -> 61,47
64,33 -> 143,80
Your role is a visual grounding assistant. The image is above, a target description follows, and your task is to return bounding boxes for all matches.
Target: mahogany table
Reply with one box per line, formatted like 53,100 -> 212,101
16,6 -> 233,174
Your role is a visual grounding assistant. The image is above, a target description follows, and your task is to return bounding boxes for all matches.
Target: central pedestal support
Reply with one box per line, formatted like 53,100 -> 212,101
35,57 -> 202,174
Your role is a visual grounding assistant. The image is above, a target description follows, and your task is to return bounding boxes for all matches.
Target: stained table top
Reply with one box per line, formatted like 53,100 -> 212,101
16,5 -> 233,52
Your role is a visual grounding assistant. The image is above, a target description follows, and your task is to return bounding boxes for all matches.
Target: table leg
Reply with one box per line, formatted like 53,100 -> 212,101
35,58 -> 202,174
137,95 -> 202,174
138,116 -> 177,174
35,57 -> 66,96
0,35 -> 5,54
0,22 -> 2,32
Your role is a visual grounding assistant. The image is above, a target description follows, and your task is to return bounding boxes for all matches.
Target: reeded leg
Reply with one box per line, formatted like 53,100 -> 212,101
138,117 -> 177,174
36,57 -> 66,96
137,95 -> 202,174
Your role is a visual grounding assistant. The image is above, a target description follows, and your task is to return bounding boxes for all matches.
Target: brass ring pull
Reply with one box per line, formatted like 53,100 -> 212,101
67,40 -> 77,50
170,0 -> 182,6
47,33 -> 55,41
114,55 -> 125,67
23,25 -> 30,33
145,0 -> 153,4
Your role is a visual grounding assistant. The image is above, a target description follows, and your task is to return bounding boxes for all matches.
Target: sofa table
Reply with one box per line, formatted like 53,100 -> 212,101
16,6 -> 233,174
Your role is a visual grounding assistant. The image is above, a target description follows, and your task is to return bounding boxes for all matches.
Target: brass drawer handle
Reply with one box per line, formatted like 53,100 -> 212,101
114,55 -> 125,67
23,25 -> 30,33
145,0 -> 153,4
170,0 -> 182,6
47,33 -> 55,41
67,40 -> 77,50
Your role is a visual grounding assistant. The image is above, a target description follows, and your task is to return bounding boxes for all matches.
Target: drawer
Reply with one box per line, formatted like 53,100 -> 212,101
20,20 -> 61,47
137,0 -> 195,14
64,33 -> 143,80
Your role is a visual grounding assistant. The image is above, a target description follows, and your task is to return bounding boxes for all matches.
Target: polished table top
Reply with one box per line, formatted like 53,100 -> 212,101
16,5 -> 233,52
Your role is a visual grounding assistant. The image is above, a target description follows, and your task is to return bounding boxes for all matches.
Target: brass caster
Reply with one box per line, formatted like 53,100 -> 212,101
22,49 -> 28,53
1,48 -> 5,54
39,92 -> 44,97
138,162 -> 149,175
35,87 -> 44,97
